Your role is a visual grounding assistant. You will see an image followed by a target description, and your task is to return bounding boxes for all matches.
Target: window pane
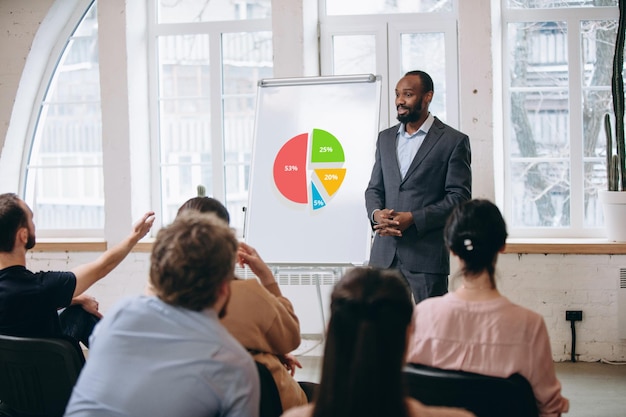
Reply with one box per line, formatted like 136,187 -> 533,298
158,34 -> 212,224
583,90 -> 610,226
509,22 -> 568,88
509,91 -> 570,158
221,31 -> 272,231
160,162 -> 212,221
52,40 -> 101,101
25,3 -> 104,233
325,0 -> 452,15
581,19 -> 616,226
27,166 -> 104,230
507,0 -> 616,8
508,21 -> 571,228
504,4 -> 617,235
584,160 -> 605,227
508,11 -> 571,239
224,156 -> 250,229
401,32 -> 447,121
581,19 -> 615,158
332,35 -> 376,75
511,161 -> 570,227
158,35 -> 211,98
158,0 -> 271,23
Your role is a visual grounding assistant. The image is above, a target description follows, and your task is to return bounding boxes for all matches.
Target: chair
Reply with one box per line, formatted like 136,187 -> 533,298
297,381 -> 318,403
0,334 -> 85,417
403,363 -> 539,417
255,361 -> 282,417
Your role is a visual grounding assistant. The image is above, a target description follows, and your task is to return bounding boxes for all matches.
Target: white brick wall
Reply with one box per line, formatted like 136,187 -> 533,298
495,253 -> 626,362
26,251 -> 152,313
26,251 -> 626,362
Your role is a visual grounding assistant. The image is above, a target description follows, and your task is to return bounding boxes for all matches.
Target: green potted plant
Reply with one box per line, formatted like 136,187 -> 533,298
599,0 -> 626,241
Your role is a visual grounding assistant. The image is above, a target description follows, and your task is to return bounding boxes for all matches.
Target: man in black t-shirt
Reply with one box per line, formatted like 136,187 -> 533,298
0,193 -> 155,346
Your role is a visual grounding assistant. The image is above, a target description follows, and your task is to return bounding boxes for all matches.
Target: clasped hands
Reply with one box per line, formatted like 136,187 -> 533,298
373,209 -> 413,237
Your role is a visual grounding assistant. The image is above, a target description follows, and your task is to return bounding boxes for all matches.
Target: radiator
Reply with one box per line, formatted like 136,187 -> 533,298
235,266 -> 344,335
276,269 -> 342,336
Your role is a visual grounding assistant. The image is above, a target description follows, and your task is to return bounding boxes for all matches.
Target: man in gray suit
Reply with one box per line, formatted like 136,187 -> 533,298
365,70 -> 471,303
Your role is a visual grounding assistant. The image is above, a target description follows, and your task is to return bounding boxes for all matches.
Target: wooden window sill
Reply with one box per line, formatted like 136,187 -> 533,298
30,239 -> 626,255
31,240 -> 154,253
504,239 -> 626,254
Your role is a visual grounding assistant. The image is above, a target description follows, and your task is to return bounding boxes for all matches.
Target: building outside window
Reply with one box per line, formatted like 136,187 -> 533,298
21,0 -> 618,240
152,0 -> 272,230
502,0 -> 618,237
320,0 -> 457,129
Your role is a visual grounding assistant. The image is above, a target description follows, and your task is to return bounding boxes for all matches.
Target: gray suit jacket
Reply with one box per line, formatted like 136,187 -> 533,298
365,117 -> 472,275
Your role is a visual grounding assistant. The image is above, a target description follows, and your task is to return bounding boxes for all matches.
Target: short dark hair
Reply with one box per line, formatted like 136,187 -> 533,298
444,199 -> 508,287
312,267 -> 413,417
0,193 -> 28,252
149,211 -> 238,311
404,70 -> 434,94
177,197 -> 230,224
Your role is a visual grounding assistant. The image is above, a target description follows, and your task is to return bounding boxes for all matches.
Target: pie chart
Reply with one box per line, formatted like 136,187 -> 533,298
272,129 -> 346,210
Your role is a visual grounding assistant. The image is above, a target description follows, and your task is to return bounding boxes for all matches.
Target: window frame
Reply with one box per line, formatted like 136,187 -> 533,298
19,0 -> 103,239
501,5 -> 618,238
147,7 -> 272,234
319,2 -> 460,132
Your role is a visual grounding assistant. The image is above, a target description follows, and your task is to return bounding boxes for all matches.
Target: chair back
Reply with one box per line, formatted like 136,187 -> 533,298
403,363 -> 539,417
0,334 -> 85,417
255,361 -> 282,417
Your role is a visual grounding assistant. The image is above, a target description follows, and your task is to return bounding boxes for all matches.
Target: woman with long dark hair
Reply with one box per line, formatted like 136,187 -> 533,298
282,267 -> 473,417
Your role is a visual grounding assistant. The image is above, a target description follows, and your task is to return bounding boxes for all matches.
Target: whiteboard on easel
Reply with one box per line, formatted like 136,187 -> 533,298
244,74 -> 381,265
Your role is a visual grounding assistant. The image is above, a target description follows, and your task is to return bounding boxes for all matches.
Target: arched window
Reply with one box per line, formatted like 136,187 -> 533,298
24,1 -> 104,237
18,0 -> 273,238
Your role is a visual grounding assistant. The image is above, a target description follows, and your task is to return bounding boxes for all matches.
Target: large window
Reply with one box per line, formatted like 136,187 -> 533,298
319,0 -> 458,130
20,0 -> 273,238
152,0 -> 272,230
21,0 -> 619,242
502,1 -> 618,237
324,0 -> 453,15
24,2 -> 104,237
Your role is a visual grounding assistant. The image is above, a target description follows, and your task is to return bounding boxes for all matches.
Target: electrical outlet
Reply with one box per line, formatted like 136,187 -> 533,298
566,310 -> 583,321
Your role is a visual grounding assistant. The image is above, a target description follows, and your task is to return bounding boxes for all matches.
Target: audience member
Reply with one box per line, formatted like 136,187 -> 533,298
65,211 -> 259,417
282,267 -> 474,417
0,192 -> 154,348
177,196 -> 308,411
407,199 -> 569,417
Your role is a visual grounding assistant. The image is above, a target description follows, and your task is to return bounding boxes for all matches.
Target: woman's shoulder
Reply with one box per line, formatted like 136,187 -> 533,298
498,296 -> 545,323
281,400 -> 475,417
413,293 -> 457,316
406,397 -> 476,417
280,403 -> 313,417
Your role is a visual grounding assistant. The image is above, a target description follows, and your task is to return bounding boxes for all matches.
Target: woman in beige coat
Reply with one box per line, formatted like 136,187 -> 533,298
177,197 -> 308,411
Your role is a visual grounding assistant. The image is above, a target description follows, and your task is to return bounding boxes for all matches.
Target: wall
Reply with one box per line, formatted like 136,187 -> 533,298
0,0 -> 55,157
25,250 -> 626,362
497,253 -> 626,362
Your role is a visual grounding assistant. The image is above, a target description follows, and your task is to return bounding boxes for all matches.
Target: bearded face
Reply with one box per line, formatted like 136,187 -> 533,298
396,98 -> 424,124
394,75 -> 431,125
17,199 -> 36,251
